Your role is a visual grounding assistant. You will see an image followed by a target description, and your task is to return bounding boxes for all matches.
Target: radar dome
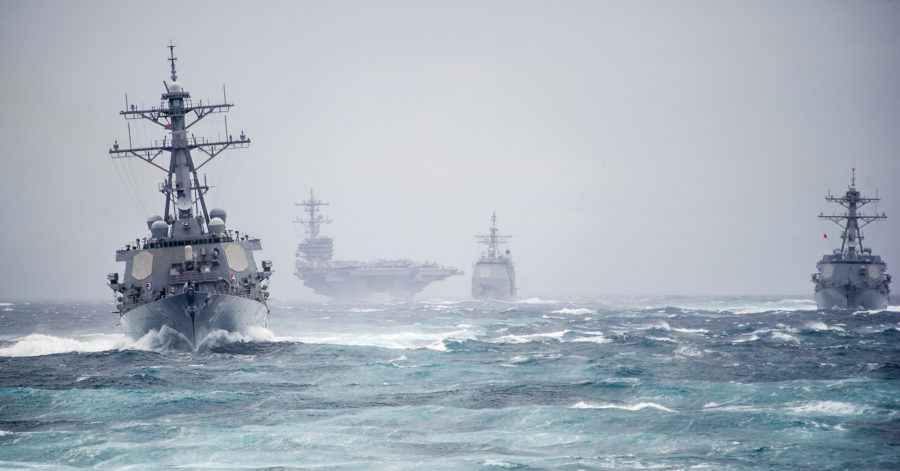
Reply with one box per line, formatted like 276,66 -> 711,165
169,82 -> 182,93
210,208 -> 227,223
146,214 -> 163,230
150,220 -> 169,238
208,217 -> 226,234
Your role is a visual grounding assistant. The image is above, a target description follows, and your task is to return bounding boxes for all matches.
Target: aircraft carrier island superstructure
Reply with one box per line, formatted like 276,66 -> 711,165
472,212 -> 516,301
293,190 -> 462,301
106,45 -> 272,348
812,170 -> 891,310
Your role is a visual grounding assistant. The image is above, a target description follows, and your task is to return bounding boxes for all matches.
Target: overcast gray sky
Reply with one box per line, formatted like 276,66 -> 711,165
1,0 -> 898,301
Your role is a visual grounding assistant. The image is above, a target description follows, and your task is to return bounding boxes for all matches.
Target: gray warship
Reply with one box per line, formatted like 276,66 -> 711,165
812,170 -> 891,310
106,45 -> 272,348
472,213 -> 516,301
293,190 -> 462,301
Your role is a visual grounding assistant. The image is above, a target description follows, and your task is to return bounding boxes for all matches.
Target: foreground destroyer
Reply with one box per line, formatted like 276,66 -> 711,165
472,213 -> 516,301
293,190 -> 462,301
812,170 -> 890,310
107,45 -> 272,347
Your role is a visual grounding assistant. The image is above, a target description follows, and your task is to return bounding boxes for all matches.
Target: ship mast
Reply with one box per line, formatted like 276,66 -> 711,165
476,212 -> 512,261
819,168 -> 886,259
109,43 -> 250,237
294,189 -> 331,240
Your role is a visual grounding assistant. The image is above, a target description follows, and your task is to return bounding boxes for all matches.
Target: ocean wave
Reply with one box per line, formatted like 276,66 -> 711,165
672,327 -> 709,334
348,308 -> 382,313
674,344 -> 702,357
551,307 -> 596,315
771,331 -> 801,343
491,330 -> 569,344
199,326 -> 276,348
483,460 -> 518,468
569,334 -> 611,344
0,333 -> 131,357
489,330 -> 609,345
801,321 -> 845,332
282,328 -> 478,351
518,297 -> 556,305
788,401 -> 868,416
571,401 -> 677,413
730,333 -> 760,343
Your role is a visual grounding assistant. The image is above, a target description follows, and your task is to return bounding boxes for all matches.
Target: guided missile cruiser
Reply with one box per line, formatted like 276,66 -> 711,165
106,44 -> 272,348
812,169 -> 891,310
472,212 -> 516,301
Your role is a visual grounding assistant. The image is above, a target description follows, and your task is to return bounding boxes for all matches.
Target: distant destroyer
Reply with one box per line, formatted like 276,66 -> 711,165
107,45 -> 272,348
812,170 -> 890,310
472,213 -> 516,301
293,190 -> 461,301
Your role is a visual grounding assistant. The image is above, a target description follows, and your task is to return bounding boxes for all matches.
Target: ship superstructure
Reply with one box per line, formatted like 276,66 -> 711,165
812,169 -> 890,310
472,212 -> 516,301
293,190 -> 462,301
107,44 -> 272,348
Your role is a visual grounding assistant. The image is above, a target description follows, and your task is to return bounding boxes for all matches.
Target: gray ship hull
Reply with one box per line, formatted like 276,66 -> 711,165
814,286 -> 888,310
472,261 -> 516,301
120,292 -> 268,348
298,267 -> 459,301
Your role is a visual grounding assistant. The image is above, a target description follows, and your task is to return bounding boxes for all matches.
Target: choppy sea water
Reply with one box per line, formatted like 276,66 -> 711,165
0,296 -> 898,470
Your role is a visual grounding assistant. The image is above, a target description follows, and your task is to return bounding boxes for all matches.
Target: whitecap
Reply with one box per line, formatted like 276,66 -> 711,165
672,327 -> 709,334
518,297 -> 555,304
551,307 -> 596,315
490,330 -> 569,344
200,326 -> 277,348
789,401 -> 867,416
771,331 -> 800,343
284,328 -> 477,351
674,344 -> 702,357
731,333 -> 759,343
571,401 -> 677,413
0,333 -> 131,357
636,320 -> 671,331
348,307 -> 382,313
804,320 -> 829,331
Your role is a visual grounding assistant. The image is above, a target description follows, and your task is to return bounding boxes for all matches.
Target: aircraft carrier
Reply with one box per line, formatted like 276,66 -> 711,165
293,190 -> 461,301
106,44 -> 272,348
812,169 -> 891,310
472,212 -> 516,301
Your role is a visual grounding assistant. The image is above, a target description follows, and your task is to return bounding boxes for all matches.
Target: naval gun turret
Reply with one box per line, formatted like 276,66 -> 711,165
812,169 -> 890,310
106,44 -> 272,348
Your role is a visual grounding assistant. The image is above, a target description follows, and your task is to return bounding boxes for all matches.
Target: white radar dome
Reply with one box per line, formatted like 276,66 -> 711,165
146,214 -> 163,230
208,217 -> 226,234
150,220 -> 169,238
169,82 -> 182,93
210,208 -> 227,223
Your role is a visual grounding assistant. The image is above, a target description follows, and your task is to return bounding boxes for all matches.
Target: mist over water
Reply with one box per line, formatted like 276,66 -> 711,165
2,298 -> 898,469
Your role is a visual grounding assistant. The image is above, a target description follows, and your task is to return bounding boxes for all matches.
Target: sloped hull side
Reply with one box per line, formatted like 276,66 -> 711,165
297,268 -> 459,301
815,287 -> 888,310
120,293 -> 268,347
471,262 -> 515,301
